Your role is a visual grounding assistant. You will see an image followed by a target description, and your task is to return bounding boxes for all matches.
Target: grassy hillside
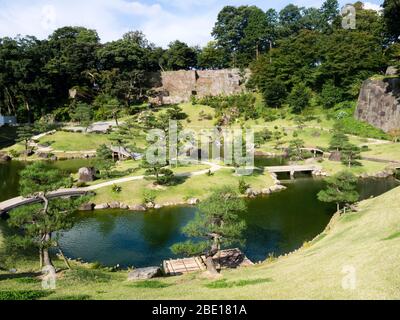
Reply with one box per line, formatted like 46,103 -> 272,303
1,186 -> 399,300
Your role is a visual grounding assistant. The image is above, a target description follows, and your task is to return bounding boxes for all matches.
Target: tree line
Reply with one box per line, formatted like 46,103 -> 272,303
0,1 -> 399,123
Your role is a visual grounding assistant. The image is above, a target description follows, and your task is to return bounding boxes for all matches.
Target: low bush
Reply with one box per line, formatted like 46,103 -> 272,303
0,290 -> 52,300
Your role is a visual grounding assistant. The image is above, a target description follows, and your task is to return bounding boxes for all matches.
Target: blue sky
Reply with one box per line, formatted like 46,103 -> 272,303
0,0 -> 383,47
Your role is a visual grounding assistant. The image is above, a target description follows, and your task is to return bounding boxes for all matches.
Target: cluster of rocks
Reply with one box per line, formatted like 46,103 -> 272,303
82,198 -> 201,212
359,169 -> 395,179
312,169 -> 328,177
245,184 -> 287,198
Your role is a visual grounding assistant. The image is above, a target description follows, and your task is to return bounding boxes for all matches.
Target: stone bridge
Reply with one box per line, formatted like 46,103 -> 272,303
266,165 -> 321,179
0,189 -> 89,215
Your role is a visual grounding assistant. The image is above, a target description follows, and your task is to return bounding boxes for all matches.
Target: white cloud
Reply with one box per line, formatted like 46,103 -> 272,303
0,0 -> 215,47
363,2 -> 382,12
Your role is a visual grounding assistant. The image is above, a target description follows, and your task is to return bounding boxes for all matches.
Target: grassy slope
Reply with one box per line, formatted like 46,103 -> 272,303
92,169 -> 274,206
1,186 -> 399,300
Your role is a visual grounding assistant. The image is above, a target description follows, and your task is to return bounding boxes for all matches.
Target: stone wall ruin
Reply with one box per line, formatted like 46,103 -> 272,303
149,69 -> 248,105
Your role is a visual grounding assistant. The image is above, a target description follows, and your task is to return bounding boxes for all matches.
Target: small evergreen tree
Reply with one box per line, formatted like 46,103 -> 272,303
16,125 -> 35,153
287,138 -> 306,160
287,82 -> 312,114
318,170 -> 359,212
171,187 -> 247,274
341,143 -> 362,168
7,162 -> 84,270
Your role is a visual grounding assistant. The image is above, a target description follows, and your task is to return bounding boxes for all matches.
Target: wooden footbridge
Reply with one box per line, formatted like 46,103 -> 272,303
163,249 -> 254,276
0,188 -> 89,215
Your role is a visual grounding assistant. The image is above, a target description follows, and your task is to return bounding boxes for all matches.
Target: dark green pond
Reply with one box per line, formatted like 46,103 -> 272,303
58,177 -> 398,268
0,159 -> 95,202
0,160 -> 398,268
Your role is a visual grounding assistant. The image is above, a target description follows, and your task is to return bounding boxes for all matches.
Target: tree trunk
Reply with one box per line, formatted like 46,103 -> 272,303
42,233 -> 53,268
205,256 -> 219,275
39,247 -> 43,269
337,203 -> 340,212
57,245 -> 71,270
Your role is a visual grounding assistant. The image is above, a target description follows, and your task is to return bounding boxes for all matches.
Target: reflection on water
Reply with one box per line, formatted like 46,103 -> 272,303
57,177 -> 398,268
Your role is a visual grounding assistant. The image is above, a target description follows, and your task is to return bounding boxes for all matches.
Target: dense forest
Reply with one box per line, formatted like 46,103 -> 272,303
0,0 -> 399,123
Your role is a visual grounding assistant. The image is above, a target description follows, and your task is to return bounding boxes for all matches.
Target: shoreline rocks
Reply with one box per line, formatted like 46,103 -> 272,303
128,267 -> 162,281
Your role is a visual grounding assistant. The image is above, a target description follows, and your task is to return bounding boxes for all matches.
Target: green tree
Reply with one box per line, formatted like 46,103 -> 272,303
329,125 -> 350,151
341,143 -> 362,168
383,0 -> 400,42
318,171 -> 359,212
70,103 -> 93,131
161,40 -> 197,70
197,41 -> 228,69
7,162 -> 83,270
287,82 -> 312,113
287,138 -> 306,160
263,79 -> 288,108
171,187 -> 247,274
16,125 -> 35,153
95,144 -> 114,178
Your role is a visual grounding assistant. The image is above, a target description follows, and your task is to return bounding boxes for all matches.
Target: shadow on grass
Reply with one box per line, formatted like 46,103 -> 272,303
0,272 -> 41,282
205,278 -> 272,289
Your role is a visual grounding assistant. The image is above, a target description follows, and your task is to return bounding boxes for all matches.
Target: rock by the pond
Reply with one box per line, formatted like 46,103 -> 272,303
187,198 -> 199,205
261,188 -> 271,195
128,267 -> 161,281
119,203 -> 129,210
154,204 -> 163,209
109,201 -> 120,209
78,167 -> 96,183
94,203 -> 109,210
80,203 -> 95,211
269,185 -> 287,193
0,152 -> 11,162
37,152 -> 52,159
146,202 -> 155,209
129,204 -> 147,211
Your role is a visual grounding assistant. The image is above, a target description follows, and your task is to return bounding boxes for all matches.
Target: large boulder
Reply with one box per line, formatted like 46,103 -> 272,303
78,167 -> 96,183
355,77 -> 400,133
0,152 -> 11,162
127,267 -> 162,281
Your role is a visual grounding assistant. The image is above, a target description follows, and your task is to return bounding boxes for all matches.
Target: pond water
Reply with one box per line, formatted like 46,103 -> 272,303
0,159 -> 398,268
0,159 -> 95,202
58,177 -> 398,268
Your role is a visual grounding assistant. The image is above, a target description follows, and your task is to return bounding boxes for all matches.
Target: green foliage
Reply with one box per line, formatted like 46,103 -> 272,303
205,278 -> 272,289
198,93 -> 258,122
171,186 -> 247,257
16,125 -> 35,152
238,178 -> 250,194
318,81 -> 344,109
143,190 -> 157,204
338,117 -> 389,140
130,280 -> 172,289
112,184 -> 122,193
161,40 -> 198,70
0,290 -> 53,301
287,82 -> 312,113
341,143 -> 362,167
329,125 -> 350,151
65,268 -> 111,283
70,103 -> 93,129
287,139 -> 306,161
254,128 -> 272,147
262,79 -> 288,109
318,171 -> 359,211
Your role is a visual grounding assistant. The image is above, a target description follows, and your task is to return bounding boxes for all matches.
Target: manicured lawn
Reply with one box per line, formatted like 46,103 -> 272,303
38,132 -> 110,151
1,185 -> 399,299
362,143 -> 400,162
92,169 -> 274,206
319,159 -> 389,176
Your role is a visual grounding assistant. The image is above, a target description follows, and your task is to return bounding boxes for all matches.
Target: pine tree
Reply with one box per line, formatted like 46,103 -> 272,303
171,187 -> 247,274
16,125 -> 35,153
7,162 -> 84,270
318,170 -> 359,212
341,143 -> 362,168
